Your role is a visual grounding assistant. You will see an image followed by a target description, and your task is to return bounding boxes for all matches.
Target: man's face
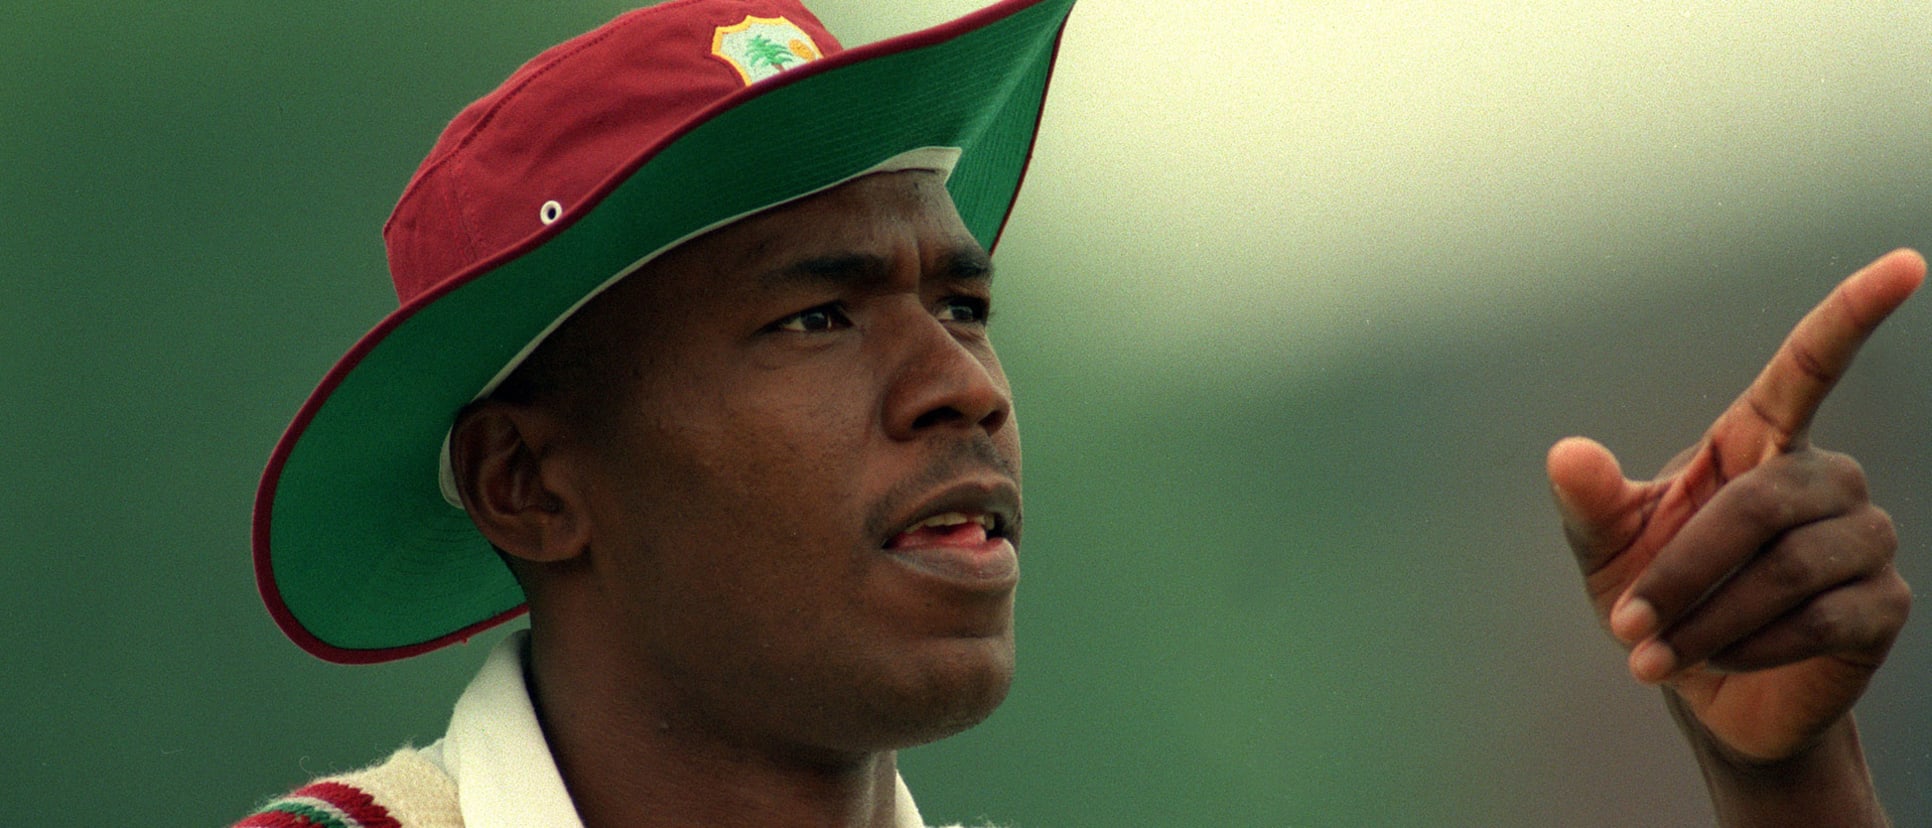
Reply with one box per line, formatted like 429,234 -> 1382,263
543,169 -> 1021,757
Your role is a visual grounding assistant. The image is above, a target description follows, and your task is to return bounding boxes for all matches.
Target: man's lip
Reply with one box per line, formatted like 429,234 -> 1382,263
888,534 -> 1018,586
879,478 -> 1021,549
878,478 -> 1021,588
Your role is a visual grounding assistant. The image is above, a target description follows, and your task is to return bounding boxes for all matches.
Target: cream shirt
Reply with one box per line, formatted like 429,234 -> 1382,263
416,630 -> 933,828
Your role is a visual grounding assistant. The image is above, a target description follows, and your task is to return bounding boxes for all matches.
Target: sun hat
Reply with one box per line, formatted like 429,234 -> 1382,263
254,0 -> 1077,664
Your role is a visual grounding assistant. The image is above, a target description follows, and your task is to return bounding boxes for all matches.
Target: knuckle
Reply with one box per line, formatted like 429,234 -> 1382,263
1776,447 -> 1869,504
1880,570 -> 1913,628
1808,577 -> 1912,654
1861,506 -> 1899,558
1820,451 -> 1870,501
1760,547 -> 1818,593
1796,600 -> 1845,648
1732,474 -> 1798,529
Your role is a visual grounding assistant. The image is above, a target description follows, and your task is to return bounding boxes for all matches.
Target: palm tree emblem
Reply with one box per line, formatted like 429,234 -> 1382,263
711,17 -> 824,86
743,35 -> 797,73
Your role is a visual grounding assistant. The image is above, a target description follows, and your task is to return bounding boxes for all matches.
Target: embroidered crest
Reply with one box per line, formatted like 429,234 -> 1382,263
710,16 -> 823,86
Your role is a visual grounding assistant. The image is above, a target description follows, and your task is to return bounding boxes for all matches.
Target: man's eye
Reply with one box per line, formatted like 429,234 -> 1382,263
937,297 -> 990,324
772,304 -> 851,333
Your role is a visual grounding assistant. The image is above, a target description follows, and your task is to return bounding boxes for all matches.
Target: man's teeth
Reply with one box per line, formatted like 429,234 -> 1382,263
905,512 -> 995,533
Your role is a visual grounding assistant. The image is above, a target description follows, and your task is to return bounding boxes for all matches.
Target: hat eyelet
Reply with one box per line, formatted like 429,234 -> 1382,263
539,200 -> 563,225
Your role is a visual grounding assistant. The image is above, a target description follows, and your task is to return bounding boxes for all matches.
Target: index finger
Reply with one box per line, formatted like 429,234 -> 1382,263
1709,248 -> 1924,475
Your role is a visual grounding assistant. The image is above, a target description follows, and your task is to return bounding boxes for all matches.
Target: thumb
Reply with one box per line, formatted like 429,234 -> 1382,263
1546,436 -> 1640,573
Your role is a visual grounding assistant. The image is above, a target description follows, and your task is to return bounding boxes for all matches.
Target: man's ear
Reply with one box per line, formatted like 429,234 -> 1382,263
447,400 -> 591,564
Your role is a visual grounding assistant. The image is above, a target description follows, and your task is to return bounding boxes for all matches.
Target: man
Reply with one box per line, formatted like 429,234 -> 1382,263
240,0 -> 1919,825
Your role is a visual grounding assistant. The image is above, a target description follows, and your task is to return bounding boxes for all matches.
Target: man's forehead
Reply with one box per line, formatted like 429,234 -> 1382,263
696,168 -> 988,279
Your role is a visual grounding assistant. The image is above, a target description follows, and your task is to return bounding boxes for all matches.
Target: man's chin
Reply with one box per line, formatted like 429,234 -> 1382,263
849,636 -> 1016,751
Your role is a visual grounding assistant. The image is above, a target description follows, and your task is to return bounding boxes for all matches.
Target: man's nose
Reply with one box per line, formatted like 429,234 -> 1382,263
880,314 -> 1011,441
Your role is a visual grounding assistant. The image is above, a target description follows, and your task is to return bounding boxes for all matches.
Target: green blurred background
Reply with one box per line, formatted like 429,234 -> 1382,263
6,1 -> 1930,824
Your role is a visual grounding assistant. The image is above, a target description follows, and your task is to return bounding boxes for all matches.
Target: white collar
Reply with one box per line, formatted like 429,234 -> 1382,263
424,630 -> 930,828
432,630 -> 583,827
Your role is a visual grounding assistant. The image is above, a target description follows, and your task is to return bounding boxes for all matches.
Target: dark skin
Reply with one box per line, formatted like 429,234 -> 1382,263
1548,248 -> 1923,825
454,163 -> 1918,825
450,170 -> 1020,828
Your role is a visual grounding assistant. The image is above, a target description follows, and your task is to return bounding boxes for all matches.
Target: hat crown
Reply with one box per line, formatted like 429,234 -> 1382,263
381,0 -> 840,302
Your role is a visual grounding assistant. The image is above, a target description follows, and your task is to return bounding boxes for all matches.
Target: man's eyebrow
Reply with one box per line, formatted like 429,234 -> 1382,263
938,247 -> 996,284
759,252 -> 888,291
757,246 -> 995,290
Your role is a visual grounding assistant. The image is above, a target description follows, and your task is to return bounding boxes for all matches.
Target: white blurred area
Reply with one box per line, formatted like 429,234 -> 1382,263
819,1 -> 1932,373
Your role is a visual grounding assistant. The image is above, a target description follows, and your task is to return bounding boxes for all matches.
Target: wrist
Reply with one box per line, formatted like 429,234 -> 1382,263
1668,698 -> 1888,828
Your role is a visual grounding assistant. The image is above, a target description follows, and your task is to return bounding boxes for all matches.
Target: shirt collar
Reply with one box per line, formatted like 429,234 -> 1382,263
437,630 -> 931,828
439,630 -> 583,827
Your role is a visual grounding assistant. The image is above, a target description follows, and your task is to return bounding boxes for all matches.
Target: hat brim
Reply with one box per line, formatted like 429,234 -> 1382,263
255,0 -> 1076,664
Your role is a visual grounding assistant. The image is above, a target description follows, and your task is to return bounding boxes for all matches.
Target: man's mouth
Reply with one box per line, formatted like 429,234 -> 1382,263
878,487 -> 1020,588
886,511 -> 1002,550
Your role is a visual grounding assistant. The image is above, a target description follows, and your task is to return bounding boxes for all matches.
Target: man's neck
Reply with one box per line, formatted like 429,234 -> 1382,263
523,624 -> 912,828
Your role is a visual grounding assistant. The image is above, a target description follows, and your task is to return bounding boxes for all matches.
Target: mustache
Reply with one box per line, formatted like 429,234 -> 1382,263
864,436 -> 1021,541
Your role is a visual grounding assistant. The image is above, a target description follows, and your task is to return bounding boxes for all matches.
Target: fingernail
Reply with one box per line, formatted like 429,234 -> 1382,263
1629,640 -> 1677,684
1609,597 -> 1657,644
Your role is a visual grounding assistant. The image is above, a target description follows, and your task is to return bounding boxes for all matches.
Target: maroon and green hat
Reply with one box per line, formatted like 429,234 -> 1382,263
255,0 -> 1077,663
